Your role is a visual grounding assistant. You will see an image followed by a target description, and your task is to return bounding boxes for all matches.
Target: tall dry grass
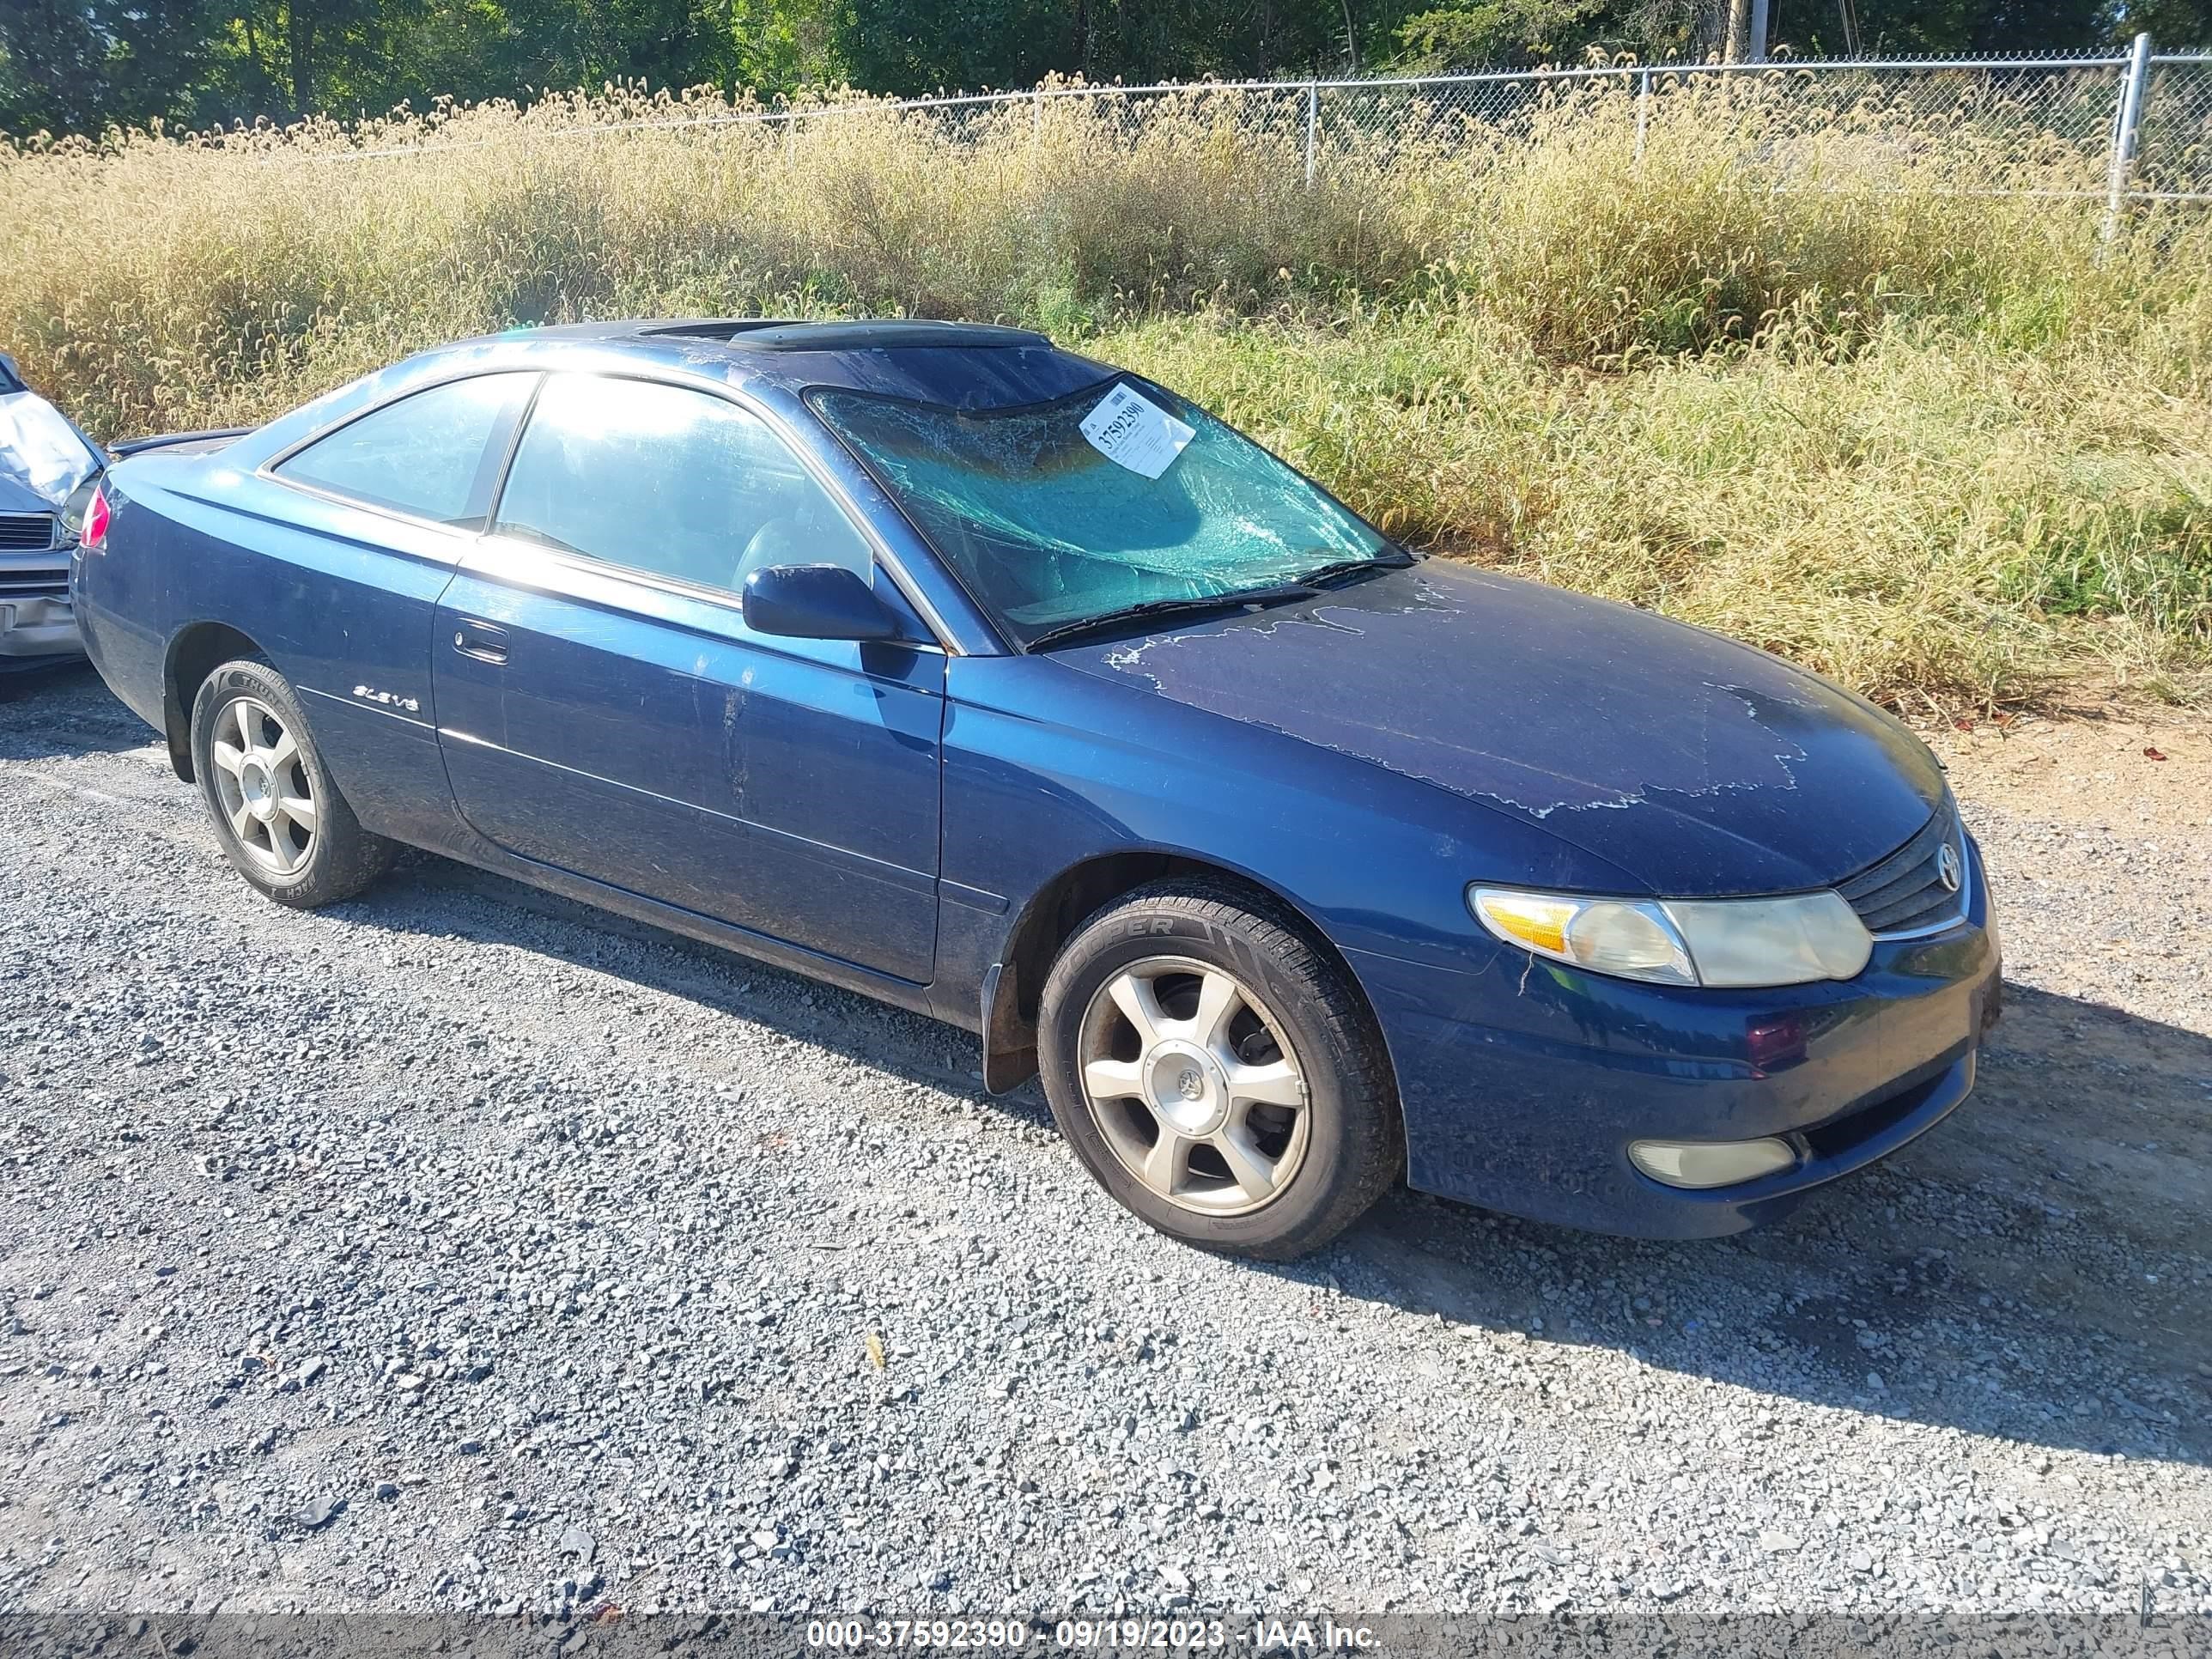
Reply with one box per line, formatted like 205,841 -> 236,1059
1106,306 -> 2211,708
2,75 -> 2207,706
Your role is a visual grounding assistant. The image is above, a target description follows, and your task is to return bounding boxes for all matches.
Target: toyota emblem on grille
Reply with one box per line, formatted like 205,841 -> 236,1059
1936,842 -> 1962,894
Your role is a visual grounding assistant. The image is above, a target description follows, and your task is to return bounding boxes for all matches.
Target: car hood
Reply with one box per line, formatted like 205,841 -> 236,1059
0,389 -> 103,513
1047,561 -> 1946,896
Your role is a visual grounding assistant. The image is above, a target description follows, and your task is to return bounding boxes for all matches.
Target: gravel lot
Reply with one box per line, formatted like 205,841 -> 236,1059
1,665 -> 2206,1626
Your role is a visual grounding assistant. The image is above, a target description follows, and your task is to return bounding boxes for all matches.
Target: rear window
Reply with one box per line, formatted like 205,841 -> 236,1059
273,373 -> 538,526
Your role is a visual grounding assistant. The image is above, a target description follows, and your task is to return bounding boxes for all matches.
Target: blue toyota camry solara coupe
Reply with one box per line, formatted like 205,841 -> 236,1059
70,319 -> 2000,1259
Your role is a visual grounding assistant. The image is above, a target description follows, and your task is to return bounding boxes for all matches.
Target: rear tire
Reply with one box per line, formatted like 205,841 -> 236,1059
1036,878 -> 1402,1260
189,657 -> 395,908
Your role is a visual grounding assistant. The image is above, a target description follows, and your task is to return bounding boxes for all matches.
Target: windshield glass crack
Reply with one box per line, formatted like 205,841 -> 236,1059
811,378 -> 1400,648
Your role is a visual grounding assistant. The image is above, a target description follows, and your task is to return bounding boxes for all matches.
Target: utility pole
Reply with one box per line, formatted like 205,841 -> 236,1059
1725,0 -> 1753,63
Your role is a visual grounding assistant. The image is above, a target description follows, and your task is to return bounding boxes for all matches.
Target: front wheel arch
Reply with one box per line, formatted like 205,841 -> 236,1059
981,848 -> 1395,1108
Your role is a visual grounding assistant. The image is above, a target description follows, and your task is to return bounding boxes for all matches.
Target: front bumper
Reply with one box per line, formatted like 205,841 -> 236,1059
0,556 -> 82,662
1353,842 -> 2001,1239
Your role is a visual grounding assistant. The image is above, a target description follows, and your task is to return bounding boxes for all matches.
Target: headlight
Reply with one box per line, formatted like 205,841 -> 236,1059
1469,885 -> 1872,989
1667,892 -> 1873,986
1466,890 -> 1695,985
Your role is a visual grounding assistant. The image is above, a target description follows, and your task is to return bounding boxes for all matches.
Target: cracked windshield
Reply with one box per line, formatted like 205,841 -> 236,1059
812,379 -> 1396,645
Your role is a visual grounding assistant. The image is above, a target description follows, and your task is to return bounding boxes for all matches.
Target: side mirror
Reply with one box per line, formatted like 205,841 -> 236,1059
741,562 -> 898,641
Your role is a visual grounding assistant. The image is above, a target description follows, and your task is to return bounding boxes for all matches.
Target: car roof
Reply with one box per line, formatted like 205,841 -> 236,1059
438,318 -> 1115,410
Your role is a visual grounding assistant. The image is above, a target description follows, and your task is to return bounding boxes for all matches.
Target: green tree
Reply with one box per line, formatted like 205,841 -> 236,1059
1395,0 -> 1609,70
1790,0 -> 2116,57
2113,0 -> 2212,40
0,0 -> 218,134
1382,0 -> 2175,69
9,0 -> 2205,138
823,0 -> 1362,94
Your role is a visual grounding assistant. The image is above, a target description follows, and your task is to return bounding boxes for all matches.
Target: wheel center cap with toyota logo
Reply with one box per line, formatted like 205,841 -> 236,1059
1145,1039 -> 1228,1135
239,757 -> 278,821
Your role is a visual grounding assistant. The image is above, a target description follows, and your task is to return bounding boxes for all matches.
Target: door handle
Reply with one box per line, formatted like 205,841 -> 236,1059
451,619 -> 508,665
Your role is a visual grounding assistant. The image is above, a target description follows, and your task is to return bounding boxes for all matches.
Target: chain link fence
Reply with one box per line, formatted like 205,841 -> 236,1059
989,46 -> 2212,209
301,42 -> 2212,216
2136,51 -> 2212,196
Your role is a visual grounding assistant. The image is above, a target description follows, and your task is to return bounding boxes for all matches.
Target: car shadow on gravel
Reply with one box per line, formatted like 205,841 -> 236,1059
1322,982 -> 2212,1468
0,661 -> 161,760
369,849 -> 1059,1135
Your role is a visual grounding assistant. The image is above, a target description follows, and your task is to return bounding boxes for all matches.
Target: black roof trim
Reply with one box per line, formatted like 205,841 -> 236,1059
111,427 -> 253,459
641,319 -> 1052,353
639,319 -> 805,341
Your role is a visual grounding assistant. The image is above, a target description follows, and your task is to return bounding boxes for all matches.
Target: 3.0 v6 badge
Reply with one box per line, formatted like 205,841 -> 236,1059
352,684 -> 421,714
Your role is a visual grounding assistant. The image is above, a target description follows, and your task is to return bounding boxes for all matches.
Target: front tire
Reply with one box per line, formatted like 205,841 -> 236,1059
189,657 -> 395,908
1036,879 -> 1402,1260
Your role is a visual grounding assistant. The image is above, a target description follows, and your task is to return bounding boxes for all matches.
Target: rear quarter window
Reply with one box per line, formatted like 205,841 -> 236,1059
271,373 -> 538,526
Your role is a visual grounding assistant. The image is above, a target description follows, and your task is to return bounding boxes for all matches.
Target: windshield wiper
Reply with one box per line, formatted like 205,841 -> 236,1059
1292,550 -> 1417,586
1024,583 -> 1321,652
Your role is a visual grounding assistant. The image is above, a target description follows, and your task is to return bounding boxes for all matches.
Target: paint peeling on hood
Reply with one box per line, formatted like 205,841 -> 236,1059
1048,561 -> 1947,896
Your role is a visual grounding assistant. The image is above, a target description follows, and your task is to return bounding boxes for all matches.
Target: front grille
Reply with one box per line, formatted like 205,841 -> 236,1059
0,513 -> 56,551
1838,799 -> 1969,938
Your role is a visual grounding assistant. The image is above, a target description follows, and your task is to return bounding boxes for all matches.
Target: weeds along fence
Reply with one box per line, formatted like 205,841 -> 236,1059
281,43 -> 2212,212
9,40 -> 2212,436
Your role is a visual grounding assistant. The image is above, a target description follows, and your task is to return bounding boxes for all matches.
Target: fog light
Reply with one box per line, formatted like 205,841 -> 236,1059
1628,1137 -> 1798,1189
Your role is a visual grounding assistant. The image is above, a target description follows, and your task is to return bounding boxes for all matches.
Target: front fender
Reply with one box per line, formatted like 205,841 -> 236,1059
935,653 -> 1639,1080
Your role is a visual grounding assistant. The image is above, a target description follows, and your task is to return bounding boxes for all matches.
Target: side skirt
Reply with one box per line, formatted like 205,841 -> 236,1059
415,830 -> 956,1030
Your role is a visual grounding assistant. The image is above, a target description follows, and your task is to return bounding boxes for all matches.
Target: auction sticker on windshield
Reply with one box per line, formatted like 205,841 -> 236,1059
1079,383 -> 1194,479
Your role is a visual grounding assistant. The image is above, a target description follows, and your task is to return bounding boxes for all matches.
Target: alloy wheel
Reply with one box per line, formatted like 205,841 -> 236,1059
1076,956 -> 1311,1215
208,696 -> 319,876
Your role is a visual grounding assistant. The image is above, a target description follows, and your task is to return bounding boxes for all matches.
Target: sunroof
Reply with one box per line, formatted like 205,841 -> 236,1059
643,319 -> 1049,353
640,319 -> 800,341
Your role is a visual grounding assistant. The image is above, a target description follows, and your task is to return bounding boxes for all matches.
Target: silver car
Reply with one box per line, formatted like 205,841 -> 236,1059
0,351 -> 105,671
